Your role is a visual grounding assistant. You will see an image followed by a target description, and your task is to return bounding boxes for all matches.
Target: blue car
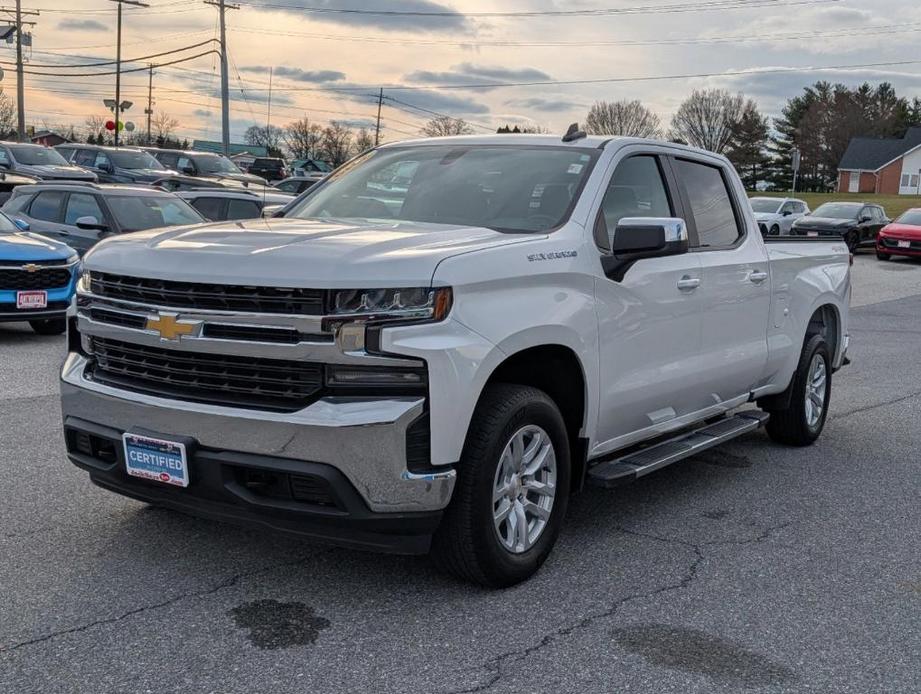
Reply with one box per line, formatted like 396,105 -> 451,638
0,212 -> 78,334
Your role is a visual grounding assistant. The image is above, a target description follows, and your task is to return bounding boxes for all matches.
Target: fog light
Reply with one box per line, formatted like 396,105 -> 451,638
326,366 -> 425,388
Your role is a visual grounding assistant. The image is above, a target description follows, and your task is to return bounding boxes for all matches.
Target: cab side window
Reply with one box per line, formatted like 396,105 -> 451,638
0,149 -> 10,167
177,156 -> 194,173
65,193 -> 104,225
673,158 -> 742,248
74,149 -> 96,167
94,152 -> 111,169
29,191 -> 66,222
781,202 -> 795,215
190,197 -> 224,220
596,155 -> 672,251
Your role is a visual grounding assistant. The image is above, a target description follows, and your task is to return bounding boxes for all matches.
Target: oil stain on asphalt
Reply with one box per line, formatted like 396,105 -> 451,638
230,599 -> 331,650
612,624 -> 795,687
693,449 -> 753,469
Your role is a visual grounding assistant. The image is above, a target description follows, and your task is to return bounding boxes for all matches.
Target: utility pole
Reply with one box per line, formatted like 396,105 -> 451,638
375,88 -> 383,146
110,0 -> 148,148
266,66 -> 272,137
145,63 -> 153,145
205,0 -> 239,156
3,2 -> 39,142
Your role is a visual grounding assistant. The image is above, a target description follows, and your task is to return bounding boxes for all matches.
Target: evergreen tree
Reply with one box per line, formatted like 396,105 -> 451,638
726,101 -> 770,190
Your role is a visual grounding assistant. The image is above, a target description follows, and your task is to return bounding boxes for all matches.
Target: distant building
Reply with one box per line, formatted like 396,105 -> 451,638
31,131 -> 70,147
191,140 -> 268,171
837,127 -> 921,195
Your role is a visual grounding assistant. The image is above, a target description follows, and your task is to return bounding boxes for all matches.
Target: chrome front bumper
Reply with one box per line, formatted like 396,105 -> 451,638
60,352 -> 456,513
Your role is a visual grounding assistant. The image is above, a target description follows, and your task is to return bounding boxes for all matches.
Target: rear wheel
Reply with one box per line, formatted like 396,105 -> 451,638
29,318 -> 66,335
431,384 -> 570,587
764,334 -> 831,446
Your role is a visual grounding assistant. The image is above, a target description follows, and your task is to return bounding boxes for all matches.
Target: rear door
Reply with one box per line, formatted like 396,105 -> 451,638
23,190 -> 69,241
671,155 -> 770,404
593,150 -> 706,448
226,198 -> 263,220
188,196 -> 226,221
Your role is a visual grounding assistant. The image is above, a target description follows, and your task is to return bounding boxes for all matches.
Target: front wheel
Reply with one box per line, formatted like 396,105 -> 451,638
845,231 -> 860,253
29,318 -> 66,335
770,224 -> 780,236
764,334 -> 831,446
431,384 -> 570,587
876,251 -> 891,261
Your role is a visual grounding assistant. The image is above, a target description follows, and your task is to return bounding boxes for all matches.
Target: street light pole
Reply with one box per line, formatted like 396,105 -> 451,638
109,0 -> 148,147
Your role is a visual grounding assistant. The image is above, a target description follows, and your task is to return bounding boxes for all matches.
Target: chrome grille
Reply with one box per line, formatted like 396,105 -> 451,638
88,272 -> 326,315
88,336 -> 324,412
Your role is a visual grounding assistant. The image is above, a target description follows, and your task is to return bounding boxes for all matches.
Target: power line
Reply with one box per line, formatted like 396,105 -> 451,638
3,38 -> 218,68
4,50 -> 220,77
234,0 -> 839,17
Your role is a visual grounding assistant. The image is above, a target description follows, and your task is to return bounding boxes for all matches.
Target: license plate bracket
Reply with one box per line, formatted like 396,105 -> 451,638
123,432 -> 190,487
16,290 -> 47,310
897,240 -> 911,248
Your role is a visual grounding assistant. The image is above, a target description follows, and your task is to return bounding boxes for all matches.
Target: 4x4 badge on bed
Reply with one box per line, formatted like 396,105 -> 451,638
145,312 -> 202,341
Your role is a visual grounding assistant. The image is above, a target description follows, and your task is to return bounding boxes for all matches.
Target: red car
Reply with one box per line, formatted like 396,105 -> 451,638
877,208 -> 921,260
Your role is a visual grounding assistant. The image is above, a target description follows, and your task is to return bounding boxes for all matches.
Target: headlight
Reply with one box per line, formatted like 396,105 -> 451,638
330,286 -> 452,320
76,268 -> 92,293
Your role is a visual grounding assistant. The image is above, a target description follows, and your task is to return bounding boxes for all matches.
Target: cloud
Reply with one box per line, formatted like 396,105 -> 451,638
57,19 -> 107,32
505,97 -> 584,113
338,118 -> 377,129
245,0 -> 471,32
193,109 -> 214,118
404,63 -> 551,90
239,65 -> 346,83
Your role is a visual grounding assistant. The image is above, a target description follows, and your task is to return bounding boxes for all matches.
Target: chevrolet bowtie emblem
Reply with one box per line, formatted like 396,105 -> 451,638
21,263 -> 41,273
145,313 -> 202,341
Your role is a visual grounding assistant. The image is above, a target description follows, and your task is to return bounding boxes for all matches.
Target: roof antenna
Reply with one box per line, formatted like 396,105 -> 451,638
562,123 -> 586,143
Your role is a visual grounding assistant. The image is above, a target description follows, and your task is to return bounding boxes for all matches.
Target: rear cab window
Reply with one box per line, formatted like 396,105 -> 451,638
672,158 -> 742,248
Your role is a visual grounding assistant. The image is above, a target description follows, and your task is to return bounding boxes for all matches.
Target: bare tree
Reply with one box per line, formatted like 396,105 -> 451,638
244,124 -> 284,156
152,111 -> 180,143
353,128 -> 374,155
283,117 -> 324,159
421,115 -> 474,137
319,121 -> 354,167
0,89 -> 15,136
669,89 -> 745,154
84,115 -> 107,143
584,100 -> 662,138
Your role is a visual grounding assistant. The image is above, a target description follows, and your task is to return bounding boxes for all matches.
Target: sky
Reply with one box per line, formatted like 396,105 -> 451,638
5,0 -> 921,145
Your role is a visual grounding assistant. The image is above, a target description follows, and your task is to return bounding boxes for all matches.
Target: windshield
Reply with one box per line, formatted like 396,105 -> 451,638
812,203 -> 861,220
195,154 -> 242,174
749,198 -> 781,213
106,195 -> 204,232
8,145 -> 69,166
0,211 -> 19,234
286,145 -> 599,232
896,210 -> 921,226
110,149 -> 166,170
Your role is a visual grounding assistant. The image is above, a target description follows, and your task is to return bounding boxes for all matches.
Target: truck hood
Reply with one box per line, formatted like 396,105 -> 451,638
0,231 -> 76,261
18,163 -> 96,180
83,217 -> 542,287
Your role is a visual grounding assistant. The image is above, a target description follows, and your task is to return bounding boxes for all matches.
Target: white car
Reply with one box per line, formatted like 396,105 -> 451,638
62,133 -> 851,587
750,196 -> 810,235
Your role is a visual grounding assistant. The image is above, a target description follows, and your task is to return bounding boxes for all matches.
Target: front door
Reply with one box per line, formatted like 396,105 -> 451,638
593,152 -> 707,452
848,172 -> 860,193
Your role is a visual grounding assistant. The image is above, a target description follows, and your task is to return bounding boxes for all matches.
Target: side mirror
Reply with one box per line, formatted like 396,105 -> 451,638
602,217 -> 689,281
782,210 -> 792,216
100,162 -> 114,174
0,163 -> 9,170
13,217 -> 29,231
181,165 -> 196,175
75,215 -> 106,231
859,215 -> 871,223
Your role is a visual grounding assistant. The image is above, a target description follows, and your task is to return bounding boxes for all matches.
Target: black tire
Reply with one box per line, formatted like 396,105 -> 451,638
769,224 -> 780,236
764,334 -> 831,446
876,251 -> 891,261
845,230 -> 860,253
431,384 -> 571,588
29,318 -> 66,335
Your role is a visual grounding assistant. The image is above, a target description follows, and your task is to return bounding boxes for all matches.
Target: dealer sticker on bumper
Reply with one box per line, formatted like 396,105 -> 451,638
123,433 -> 189,487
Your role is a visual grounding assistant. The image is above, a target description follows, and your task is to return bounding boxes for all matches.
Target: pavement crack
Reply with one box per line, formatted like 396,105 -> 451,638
0,549 -> 333,655
832,389 -> 921,419
448,523 -> 790,694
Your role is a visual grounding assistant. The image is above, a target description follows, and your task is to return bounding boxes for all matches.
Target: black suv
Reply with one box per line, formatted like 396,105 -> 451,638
791,201 -> 890,252
56,144 -> 176,184
2,182 -> 205,255
248,157 -> 289,182
145,148 -> 265,187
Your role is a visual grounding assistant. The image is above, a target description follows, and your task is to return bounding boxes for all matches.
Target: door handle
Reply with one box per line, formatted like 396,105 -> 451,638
677,276 -> 700,291
749,270 -> 769,284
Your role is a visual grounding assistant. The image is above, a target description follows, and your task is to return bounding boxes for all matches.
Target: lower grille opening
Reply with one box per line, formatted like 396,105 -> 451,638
405,414 -> 431,473
236,467 -> 339,509
68,429 -> 118,464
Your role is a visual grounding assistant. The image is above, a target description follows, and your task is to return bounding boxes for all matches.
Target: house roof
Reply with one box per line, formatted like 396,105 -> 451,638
839,127 -> 921,171
191,140 -> 268,157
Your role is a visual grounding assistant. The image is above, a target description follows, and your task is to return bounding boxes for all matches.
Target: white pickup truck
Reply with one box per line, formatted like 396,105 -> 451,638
61,132 -> 850,587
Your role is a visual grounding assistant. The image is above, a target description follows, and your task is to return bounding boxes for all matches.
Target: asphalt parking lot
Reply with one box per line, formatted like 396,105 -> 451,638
1,254 -> 920,694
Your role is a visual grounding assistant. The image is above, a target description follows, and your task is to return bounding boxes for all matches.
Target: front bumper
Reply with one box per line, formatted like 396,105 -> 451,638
0,304 -> 68,322
61,352 -> 456,551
